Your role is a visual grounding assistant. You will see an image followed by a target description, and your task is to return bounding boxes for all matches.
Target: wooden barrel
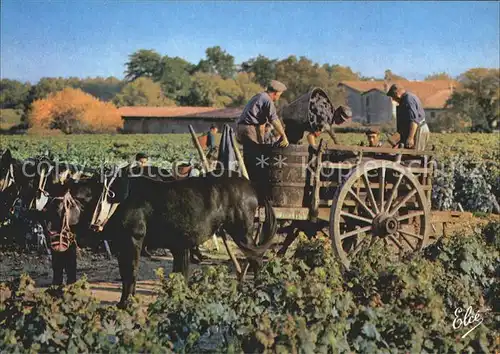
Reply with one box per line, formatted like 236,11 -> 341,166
248,144 -> 313,207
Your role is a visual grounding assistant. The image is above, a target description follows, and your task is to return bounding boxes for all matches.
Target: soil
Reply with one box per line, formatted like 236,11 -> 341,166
0,238 -> 249,307
1,214 -> 496,307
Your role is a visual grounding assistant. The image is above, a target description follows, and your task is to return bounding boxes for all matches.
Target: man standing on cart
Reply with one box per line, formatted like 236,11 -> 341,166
236,80 -> 290,180
386,84 -> 430,150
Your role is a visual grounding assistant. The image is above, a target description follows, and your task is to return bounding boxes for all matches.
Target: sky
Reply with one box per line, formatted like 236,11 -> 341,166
1,1 -> 499,83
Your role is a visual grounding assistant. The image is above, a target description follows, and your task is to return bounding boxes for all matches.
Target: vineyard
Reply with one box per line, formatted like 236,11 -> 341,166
1,132 -> 499,352
1,132 -> 499,211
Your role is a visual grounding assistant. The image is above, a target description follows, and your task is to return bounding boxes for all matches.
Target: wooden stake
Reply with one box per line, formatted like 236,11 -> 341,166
232,134 -> 249,180
220,230 -> 242,276
188,125 -> 210,172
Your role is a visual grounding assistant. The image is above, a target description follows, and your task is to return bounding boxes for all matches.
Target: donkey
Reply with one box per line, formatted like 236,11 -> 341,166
100,170 -> 277,308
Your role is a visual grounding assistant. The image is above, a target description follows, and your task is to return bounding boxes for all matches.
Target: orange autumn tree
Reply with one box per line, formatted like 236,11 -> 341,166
29,87 -> 122,133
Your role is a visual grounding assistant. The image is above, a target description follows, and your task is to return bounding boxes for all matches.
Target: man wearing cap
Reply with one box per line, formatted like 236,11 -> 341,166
365,128 -> 383,147
387,84 -> 430,150
236,80 -> 290,148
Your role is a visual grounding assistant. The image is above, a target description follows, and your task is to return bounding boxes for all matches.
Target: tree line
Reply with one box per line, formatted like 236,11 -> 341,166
0,46 -> 498,133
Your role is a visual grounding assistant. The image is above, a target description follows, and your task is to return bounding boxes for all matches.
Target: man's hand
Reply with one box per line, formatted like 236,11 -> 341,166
279,136 -> 289,148
406,137 -> 415,149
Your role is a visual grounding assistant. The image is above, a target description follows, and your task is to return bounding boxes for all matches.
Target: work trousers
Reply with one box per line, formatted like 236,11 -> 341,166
415,124 -> 430,151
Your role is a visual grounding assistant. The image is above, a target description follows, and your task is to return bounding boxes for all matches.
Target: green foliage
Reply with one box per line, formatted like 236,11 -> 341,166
432,154 -> 499,212
275,55 -> 347,108
124,49 -> 163,82
0,109 -> 23,130
425,72 -> 454,81
159,56 -> 195,102
241,55 -> 278,87
446,68 -> 499,131
384,69 -> 407,81
323,64 -> 361,81
0,79 -> 31,110
113,77 -> 175,107
1,229 -> 498,353
195,46 -> 236,79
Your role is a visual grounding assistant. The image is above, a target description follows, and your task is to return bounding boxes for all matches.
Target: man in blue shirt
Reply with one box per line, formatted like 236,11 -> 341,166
387,84 -> 430,150
236,80 -> 289,148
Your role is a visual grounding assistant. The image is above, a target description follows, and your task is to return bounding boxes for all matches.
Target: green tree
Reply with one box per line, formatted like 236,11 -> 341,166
323,64 -> 361,81
78,77 -> 124,101
241,55 -> 278,87
113,77 -> 175,107
195,46 -> 235,79
232,72 -> 264,106
124,49 -> 163,82
384,69 -> 407,81
275,56 -> 346,108
158,56 -> 194,102
425,72 -> 453,81
0,79 -> 31,110
28,77 -> 80,103
184,72 -> 261,107
446,68 -> 499,131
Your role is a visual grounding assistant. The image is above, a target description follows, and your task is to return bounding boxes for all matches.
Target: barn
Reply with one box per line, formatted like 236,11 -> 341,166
119,106 -> 243,134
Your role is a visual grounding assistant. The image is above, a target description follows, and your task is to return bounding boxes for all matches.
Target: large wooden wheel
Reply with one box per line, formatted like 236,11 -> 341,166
330,160 -> 430,268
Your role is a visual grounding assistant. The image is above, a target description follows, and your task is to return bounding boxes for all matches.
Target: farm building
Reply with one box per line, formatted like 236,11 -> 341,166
338,80 -> 457,124
119,106 -> 242,134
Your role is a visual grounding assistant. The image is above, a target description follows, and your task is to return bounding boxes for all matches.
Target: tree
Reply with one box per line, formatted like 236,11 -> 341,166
0,79 -> 31,110
323,64 -> 361,81
28,77 -> 81,103
28,88 -> 121,133
425,72 -> 453,81
446,68 -> 499,131
78,77 -> 124,101
124,49 -> 163,82
113,77 -> 175,107
232,72 -> 263,106
158,56 -> 194,102
275,56 -> 346,108
384,69 -> 407,81
241,55 -> 278,87
195,46 -> 235,79
184,72 -> 262,107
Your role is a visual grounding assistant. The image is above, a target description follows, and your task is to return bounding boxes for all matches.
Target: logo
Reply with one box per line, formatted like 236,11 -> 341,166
452,306 -> 484,339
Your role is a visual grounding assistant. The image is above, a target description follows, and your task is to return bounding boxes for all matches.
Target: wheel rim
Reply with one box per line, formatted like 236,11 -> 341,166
330,160 -> 430,268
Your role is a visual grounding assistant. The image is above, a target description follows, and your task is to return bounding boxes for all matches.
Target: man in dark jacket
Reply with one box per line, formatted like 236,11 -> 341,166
387,84 -> 430,150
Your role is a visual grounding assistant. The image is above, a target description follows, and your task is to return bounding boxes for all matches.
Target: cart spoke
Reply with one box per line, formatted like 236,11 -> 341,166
398,229 -> 424,240
362,173 -> 379,214
378,167 -> 386,212
340,225 -> 372,240
350,236 -> 369,257
384,173 -> 404,212
398,232 -> 417,251
388,234 -> 404,250
388,189 -> 417,217
348,188 -> 376,218
396,211 -> 425,222
341,211 -> 373,225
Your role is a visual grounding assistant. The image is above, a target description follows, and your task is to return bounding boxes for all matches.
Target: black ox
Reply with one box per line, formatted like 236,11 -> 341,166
97,170 -> 277,308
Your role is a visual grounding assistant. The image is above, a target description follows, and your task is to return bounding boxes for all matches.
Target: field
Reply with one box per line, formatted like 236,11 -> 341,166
1,132 -> 499,352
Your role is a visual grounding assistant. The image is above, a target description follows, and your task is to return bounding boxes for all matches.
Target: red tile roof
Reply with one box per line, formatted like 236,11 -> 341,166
118,106 -> 239,119
339,80 -> 459,109
118,106 -> 216,118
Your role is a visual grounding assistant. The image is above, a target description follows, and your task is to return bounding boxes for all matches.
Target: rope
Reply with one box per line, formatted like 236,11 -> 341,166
49,191 -> 81,253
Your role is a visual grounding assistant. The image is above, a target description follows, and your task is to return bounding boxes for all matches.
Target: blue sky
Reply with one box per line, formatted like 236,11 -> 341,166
1,1 -> 499,83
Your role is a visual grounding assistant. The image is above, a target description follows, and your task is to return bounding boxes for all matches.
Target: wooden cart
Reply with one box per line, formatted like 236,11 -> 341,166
253,141 -> 437,268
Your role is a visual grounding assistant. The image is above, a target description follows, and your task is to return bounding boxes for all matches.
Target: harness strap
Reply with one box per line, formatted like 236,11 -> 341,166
0,164 -> 15,192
